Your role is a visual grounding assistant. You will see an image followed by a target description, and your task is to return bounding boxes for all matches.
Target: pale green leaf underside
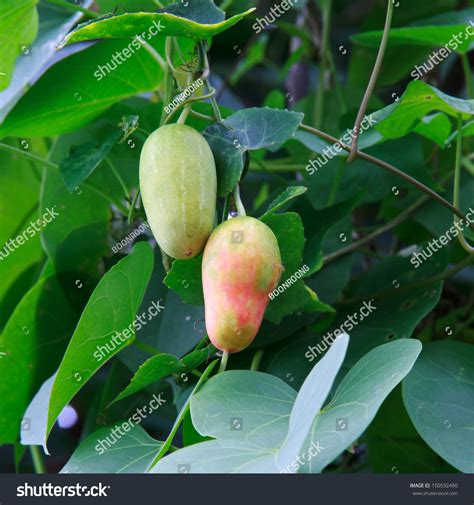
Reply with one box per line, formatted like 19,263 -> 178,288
61,424 -> 163,473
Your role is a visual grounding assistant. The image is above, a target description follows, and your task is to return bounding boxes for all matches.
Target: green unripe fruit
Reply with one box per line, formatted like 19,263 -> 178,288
139,124 -> 217,259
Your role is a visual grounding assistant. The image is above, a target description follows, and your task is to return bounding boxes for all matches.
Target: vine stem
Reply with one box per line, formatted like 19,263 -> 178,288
0,143 -> 57,169
218,352 -> 229,373
146,360 -> 219,471
29,446 -> 46,474
461,53 -> 474,99
163,89 -> 217,124
250,350 -> 264,372
105,156 -> 130,199
348,0 -> 394,162
453,115 -> 474,254
127,189 -> 141,225
177,104 -> 191,124
44,0 -> 99,18
81,182 -> 129,216
160,37 -> 175,126
314,0 -> 333,128
299,123 -> 472,226
139,40 -> 167,73
199,42 -> 223,122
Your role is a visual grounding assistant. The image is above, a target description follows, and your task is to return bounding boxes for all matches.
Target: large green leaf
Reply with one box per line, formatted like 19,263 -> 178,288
0,142 -> 43,329
150,438 -> 280,473
297,339 -> 422,473
352,9 -> 474,54
0,38 -> 164,139
191,371 -> 297,450
62,7 -> 255,46
340,247 -> 449,366
277,334 -> 348,470
403,340 -> 474,473
0,1 -> 91,121
367,386 -> 456,473
61,424 -> 163,473
0,275 -> 77,444
204,108 -> 304,196
0,0 -> 39,91
376,82 -> 474,139
151,337 -> 421,473
21,242 -> 154,452
41,165 -> 110,278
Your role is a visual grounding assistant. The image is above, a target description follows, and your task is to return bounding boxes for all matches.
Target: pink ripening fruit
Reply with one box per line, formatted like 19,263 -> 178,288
202,216 -> 283,353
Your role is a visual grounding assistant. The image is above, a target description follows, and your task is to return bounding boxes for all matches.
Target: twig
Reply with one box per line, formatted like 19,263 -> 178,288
348,0 -> 394,162
323,196 -> 428,264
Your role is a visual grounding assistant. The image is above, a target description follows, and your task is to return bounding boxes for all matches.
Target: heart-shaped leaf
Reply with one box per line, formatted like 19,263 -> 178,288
204,108 -> 304,196
403,340 -> 474,473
